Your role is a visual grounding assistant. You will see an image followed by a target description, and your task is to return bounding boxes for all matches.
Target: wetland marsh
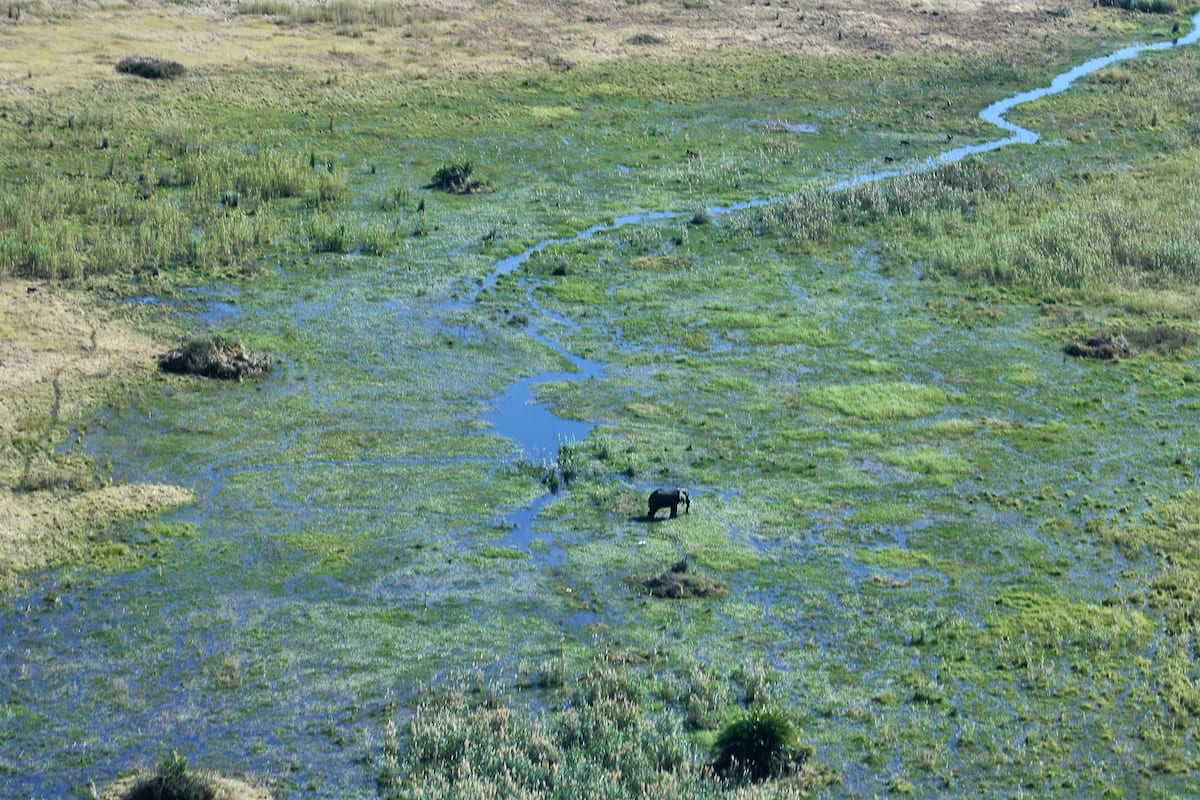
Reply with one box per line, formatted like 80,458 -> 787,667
2,1 -> 1200,798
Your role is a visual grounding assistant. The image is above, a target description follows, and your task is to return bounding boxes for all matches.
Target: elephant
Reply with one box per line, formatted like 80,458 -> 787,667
647,488 -> 690,520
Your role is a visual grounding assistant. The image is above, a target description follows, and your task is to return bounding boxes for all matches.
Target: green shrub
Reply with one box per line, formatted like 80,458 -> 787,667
305,216 -> 351,253
709,709 -> 813,783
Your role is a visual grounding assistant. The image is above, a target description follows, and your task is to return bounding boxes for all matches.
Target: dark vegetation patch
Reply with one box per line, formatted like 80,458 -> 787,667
423,161 -> 489,194
708,709 -> 814,783
1064,330 -> 1135,360
158,336 -> 273,380
115,56 -> 187,80
1097,0 -> 1176,12
631,558 -> 729,599
1064,326 -> 1195,359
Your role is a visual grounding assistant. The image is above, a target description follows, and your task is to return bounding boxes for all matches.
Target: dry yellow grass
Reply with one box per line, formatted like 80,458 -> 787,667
0,0 -> 1100,94
0,281 -> 194,585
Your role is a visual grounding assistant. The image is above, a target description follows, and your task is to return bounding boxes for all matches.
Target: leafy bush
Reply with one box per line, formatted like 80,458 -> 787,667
709,709 -> 814,783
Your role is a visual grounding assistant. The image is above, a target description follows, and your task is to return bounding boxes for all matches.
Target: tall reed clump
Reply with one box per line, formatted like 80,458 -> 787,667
928,160 -> 1200,292
236,0 -> 410,27
0,134 -> 350,281
729,161 -> 1010,244
379,667 -> 833,799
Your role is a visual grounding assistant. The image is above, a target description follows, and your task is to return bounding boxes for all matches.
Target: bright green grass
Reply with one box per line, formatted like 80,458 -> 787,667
805,382 -> 954,421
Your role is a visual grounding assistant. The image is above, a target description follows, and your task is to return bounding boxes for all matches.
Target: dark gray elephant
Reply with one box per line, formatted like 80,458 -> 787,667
647,488 -> 690,520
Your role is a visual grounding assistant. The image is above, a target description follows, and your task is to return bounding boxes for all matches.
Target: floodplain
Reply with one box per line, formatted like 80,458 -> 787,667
1,1 -> 1199,798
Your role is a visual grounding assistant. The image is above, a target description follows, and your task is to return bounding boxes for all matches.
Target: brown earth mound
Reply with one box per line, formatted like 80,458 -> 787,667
1064,331 -> 1134,360
634,559 -> 729,599
101,770 -> 272,800
159,338 -> 273,380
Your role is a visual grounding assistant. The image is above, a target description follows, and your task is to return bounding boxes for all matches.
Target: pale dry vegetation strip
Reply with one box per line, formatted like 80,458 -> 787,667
0,281 -> 193,585
0,0 -> 1109,93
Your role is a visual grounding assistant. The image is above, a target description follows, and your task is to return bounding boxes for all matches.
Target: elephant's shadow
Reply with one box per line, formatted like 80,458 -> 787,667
629,514 -> 684,524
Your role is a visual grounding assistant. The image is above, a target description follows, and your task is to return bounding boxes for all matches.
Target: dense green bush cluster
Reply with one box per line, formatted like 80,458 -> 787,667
709,709 -> 813,783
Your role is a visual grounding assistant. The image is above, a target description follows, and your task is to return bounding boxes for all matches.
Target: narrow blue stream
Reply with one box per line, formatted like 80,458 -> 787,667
479,7 -> 1200,461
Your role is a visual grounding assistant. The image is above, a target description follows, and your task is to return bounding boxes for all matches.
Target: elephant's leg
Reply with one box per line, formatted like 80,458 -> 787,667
669,503 -> 678,518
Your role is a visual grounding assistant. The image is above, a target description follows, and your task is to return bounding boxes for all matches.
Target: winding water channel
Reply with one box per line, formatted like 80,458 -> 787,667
4,14 -> 1200,798
479,10 -> 1200,467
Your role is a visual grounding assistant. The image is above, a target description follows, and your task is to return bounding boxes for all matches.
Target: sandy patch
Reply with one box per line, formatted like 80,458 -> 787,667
0,0 -> 1100,93
0,280 -> 194,584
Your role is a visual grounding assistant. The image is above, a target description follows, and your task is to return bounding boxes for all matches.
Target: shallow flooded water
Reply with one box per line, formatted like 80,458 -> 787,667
3,13 -> 1200,798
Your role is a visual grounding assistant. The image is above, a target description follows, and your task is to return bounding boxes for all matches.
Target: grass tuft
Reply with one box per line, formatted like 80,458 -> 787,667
708,709 -> 814,783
